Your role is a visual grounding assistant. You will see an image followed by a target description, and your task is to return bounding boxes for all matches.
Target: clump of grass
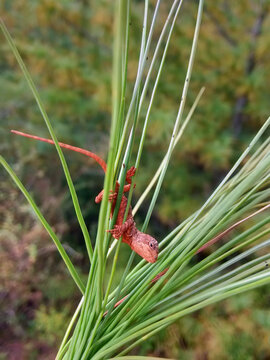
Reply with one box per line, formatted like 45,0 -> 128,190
1,1 -> 270,359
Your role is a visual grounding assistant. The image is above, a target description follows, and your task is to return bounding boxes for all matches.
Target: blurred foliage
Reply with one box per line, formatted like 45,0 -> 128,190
34,305 -> 70,347
1,0 -> 270,219
1,0 -> 270,358
0,181 -> 82,358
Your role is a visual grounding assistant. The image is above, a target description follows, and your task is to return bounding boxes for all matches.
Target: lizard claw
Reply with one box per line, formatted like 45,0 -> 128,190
108,191 -> 118,201
126,166 -> 136,184
107,225 -> 123,239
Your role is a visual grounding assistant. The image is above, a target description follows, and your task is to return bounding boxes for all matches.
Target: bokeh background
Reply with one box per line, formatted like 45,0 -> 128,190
1,1 -> 270,359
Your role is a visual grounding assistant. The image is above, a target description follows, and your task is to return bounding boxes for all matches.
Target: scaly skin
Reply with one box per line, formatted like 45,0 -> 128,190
95,168 -> 158,263
11,130 -> 159,263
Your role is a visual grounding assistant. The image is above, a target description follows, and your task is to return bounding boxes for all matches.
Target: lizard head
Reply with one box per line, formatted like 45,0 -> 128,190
131,231 -> 158,263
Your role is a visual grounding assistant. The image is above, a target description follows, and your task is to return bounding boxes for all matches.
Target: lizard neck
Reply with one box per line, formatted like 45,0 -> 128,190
122,221 -> 138,246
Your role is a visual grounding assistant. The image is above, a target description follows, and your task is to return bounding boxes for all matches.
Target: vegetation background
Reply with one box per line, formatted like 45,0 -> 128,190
1,1 -> 269,359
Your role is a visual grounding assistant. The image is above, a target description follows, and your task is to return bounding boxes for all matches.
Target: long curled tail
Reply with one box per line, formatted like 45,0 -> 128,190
11,130 -> 107,173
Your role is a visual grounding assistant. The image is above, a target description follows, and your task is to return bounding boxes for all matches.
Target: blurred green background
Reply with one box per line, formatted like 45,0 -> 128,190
1,1 -> 270,359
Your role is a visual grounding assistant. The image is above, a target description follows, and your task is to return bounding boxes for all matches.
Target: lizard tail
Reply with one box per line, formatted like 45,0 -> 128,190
11,130 -> 107,173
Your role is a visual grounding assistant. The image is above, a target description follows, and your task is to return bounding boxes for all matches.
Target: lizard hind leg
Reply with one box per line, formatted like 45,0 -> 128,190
125,166 -> 136,184
95,189 -> 104,203
95,189 -> 118,203
96,166 -> 136,204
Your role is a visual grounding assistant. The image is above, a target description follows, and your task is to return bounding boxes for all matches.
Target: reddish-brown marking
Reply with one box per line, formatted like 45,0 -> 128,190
196,203 -> 270,254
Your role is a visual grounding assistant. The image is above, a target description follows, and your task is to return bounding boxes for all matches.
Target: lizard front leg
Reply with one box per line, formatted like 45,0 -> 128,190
107,217 -> 135,239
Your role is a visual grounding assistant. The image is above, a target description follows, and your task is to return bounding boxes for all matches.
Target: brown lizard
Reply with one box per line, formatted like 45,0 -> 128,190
11,130 -> 159,263
12,131 -> 269,315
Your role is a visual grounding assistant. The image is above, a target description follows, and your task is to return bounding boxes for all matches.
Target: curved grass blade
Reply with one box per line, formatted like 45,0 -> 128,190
0,19 -> 93,261
0,156 -> 85,294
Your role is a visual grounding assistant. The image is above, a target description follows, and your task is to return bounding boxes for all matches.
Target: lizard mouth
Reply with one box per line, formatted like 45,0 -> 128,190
148,254 -> 158,263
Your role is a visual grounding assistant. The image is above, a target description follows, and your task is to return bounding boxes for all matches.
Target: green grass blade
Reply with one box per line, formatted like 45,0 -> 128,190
0,18 -> 93,261
115,0 -> 161,167
56,296 -> 84,360
133,87 -> 205,214
143,0 -> 205,231
93,272 -> 270,359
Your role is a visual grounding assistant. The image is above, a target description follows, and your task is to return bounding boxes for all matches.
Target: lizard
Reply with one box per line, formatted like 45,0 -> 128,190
11,130 -> 159,263
11,131 -> 270,316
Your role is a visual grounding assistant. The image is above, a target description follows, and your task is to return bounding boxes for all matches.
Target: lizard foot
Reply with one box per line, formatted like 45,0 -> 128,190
108,191 -> 118,201
107,225 -> 123,239
126,166 -> 136,184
